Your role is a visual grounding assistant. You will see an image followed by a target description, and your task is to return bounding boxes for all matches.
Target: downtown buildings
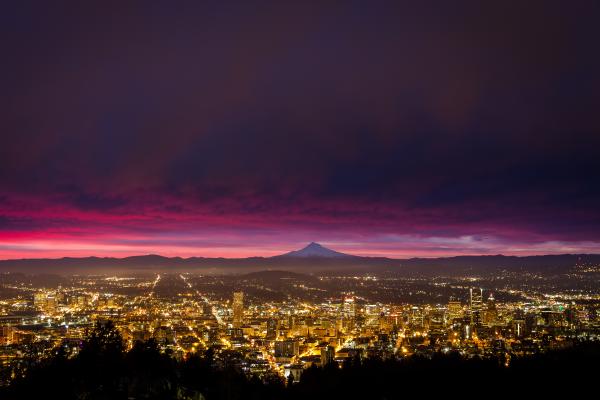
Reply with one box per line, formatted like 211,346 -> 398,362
0,272 -> 599,385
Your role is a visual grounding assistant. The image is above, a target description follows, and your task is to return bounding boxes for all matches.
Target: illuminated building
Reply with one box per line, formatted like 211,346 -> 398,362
343,296 -> 356,318
153,326 -> 176,345
275,339 -> 299,363
429,310 -> 445,331
379,314 -> 395,332
45,296 -> 57,311
33,293 -> 47,309
0,326 -> 15,345
512,318 -> 525,338
483,293 -> 498,326
266,318 -> 277,339
470,288 -> 483,326
233,291 -> 244,328
76,295 -> 90,307
410,306 -> 423,328
447,297 -> 463,323
320,345 -> 335,366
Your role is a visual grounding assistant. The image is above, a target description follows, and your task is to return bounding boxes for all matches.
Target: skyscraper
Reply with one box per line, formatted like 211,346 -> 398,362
483,292 -> 497,326
470,288 -> 483,326
320,345 -> 335,366
274,339 -> 299,358
233,291 -> 244,328
410,306 -> 424,328
343,296 -> 356,318
266,318 -> 277,339
33,292 -> 46,309
447,297 -> 463,323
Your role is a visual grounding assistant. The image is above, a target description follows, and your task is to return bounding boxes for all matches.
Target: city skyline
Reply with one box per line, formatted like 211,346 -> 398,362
1,2 -> 599,398
2,264 -> 599,397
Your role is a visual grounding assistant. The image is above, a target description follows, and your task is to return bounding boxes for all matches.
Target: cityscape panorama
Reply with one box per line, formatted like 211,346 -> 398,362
1,2 -> 600,399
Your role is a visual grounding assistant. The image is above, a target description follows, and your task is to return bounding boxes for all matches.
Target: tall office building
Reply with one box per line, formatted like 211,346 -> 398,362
447,297 -> 463,323
429,310 -> 445,331
483,292 -> 498,326
274,339 -> 299,358
0,325 -> 15,345
320,345 -> 335,366
470,288 -> 483,326
266,318 -> 277,339
233,291 -> 244,328
343,296 -> 356,318
33,292 -> 47,309
410,306 -> 424,328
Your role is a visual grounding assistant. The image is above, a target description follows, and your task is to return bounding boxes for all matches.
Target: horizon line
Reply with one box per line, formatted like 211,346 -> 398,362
0,251 -> 598,262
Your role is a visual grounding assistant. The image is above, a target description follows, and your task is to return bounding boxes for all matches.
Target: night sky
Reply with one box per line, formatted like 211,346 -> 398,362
1,2 -> 600,259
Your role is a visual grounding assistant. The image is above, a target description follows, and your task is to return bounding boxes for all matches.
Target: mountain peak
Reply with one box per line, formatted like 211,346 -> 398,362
278,242 -> 353,258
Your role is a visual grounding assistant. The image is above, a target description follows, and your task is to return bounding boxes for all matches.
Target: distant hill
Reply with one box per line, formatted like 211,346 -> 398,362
0,242 -> 599,276
275,242 -> 356,258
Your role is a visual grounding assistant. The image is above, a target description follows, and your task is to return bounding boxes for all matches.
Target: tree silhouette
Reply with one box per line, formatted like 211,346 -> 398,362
1,323 -> 598,400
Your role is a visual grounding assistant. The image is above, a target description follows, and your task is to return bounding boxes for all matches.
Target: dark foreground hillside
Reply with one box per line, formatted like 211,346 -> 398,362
1,322 -> 597,399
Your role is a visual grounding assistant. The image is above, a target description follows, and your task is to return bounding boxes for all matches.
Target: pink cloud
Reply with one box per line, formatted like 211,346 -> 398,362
1,192 -> 599,259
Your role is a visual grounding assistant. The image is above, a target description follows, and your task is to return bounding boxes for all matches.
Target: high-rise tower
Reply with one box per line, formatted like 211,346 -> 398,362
233,291 -> 244,328
447,297 -> 463,323
469,288 -> 483,326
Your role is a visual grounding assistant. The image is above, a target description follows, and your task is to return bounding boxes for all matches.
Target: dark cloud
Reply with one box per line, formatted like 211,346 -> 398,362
1,1 -> 599,257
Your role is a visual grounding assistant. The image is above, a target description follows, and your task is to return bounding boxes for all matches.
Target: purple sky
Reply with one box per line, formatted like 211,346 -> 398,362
1,1 -> 599,259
